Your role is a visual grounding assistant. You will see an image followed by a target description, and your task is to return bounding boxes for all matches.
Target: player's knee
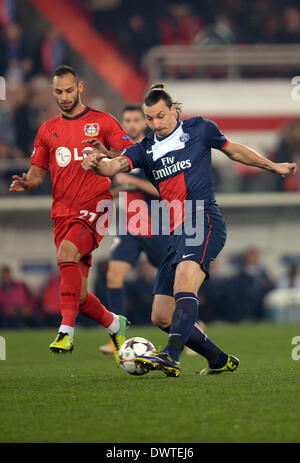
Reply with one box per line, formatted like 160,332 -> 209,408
173,262 -> 205,294
151,310 -> 170,329
57,241 -> 80,265
57,252 -> 75,265
106,268 -> 125,287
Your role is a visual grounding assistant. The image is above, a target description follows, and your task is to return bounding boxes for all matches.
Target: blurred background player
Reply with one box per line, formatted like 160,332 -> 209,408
82,83 -> 297,377
98,105 -> 170,354
9,65 -> 133,361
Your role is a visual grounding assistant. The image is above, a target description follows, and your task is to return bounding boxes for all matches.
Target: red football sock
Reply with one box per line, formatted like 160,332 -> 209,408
58,261 -> 82,327
79,292 -> 114,327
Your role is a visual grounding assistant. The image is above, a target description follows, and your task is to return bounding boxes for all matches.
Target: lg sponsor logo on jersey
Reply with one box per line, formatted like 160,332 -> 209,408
55,146 -> 92,167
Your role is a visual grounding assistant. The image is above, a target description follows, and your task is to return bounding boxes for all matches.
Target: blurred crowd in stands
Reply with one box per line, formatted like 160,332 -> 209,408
84,0 -> 300,70
0,0 -> 68,194
1,248 -> 300,329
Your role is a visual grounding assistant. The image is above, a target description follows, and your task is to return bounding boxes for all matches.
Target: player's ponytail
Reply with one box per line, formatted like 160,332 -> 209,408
149,83 -> 165,91
144,83 -> 182,119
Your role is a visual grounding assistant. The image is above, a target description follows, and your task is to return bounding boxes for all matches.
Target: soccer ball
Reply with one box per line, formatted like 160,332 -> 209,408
119,337 -> 155,376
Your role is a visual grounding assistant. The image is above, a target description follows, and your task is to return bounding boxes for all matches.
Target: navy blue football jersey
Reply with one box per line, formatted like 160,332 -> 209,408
122,117 -> 229,231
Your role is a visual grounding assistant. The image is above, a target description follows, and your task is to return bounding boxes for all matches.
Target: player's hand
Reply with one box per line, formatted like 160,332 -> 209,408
272,162 -> 298,178
81,152 -> 107,171
82,138 -> 109,155
9,173 -> 31,192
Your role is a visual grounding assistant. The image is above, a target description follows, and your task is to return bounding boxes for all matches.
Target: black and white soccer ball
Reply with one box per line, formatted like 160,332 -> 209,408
119,337 -> 155,376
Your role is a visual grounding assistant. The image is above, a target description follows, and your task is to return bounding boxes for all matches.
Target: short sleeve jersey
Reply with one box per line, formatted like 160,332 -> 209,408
30,106 -> 133,217
121,117 -> 229,231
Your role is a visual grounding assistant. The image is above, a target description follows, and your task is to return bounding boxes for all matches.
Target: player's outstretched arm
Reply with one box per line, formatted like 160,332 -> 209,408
81,153 -> 131,177
222,141 -> 298,178
82,138 -> 122,159
114,173 -> 159,197
9,166 -> 47,192
82,138 -> 109,154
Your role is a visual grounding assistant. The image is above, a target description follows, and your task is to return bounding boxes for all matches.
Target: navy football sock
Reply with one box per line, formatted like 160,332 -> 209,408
107,287 -> 126,316
165,292 -> 199,362
207,351 -> 229,369
162,317 -> 227,363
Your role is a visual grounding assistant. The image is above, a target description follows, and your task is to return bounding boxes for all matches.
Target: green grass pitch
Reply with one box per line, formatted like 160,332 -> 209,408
1,322 -> 300,443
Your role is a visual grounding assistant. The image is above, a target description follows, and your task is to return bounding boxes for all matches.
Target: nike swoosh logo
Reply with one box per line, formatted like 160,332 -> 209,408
182,253 -> 195,259
146,149 -> 153,154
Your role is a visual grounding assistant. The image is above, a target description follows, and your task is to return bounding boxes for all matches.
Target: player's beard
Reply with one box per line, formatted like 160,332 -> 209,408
58,91 -> 80,114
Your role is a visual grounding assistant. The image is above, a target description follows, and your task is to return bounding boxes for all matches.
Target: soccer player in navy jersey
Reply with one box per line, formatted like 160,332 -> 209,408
82,83 -> 297,377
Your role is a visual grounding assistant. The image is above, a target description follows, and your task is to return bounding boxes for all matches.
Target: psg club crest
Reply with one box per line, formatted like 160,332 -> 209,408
179,133 -> 190,143
84,123 -> 100,137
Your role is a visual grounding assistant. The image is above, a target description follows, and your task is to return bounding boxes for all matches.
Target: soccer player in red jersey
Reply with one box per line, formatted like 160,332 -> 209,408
9,65 -> 134,359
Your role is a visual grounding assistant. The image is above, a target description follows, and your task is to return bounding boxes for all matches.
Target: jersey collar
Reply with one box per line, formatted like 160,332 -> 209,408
154,120 -> 181,142
61,105 -> 90,120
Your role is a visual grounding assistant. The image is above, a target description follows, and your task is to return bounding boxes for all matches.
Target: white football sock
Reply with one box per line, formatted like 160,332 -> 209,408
59,325 -> 74,338
106,313 -> 120,335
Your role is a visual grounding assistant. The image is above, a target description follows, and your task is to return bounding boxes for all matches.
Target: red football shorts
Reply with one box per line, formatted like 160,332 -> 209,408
53,192 -> 113,277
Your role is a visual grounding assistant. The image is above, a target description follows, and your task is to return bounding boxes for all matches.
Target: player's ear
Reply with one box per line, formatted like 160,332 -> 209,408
78,81 -> 84,94
170,104 -> 177,117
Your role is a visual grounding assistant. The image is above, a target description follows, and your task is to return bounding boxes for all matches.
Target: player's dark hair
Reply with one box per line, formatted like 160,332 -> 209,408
122,105 -> 144,116
52,65 -> 79,82
144,83 -> 182,118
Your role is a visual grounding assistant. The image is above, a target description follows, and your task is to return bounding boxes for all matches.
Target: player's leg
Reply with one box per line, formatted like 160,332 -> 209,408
99,259 -> 132,355
136,263 -> 237,376
79,275 -> 115,328
164,261 -> 210,361
166,261 -> 234,372
135,263 -> 205,375
99,234 -> 140,354
151,294 -> 221,360
49,239 -> 82,353
76,265 -> 130,363
161,261 -> 238,375
51,220 -> 130,358
79,276 -> 129,362
133,244 -> 183,375
135,212 -> 239,375
106,235 -> 140,317
166,212 -> 238,375
106,260 -> 132,316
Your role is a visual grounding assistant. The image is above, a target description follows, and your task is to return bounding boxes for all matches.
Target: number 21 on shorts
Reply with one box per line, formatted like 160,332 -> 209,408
78,210 -> 97,222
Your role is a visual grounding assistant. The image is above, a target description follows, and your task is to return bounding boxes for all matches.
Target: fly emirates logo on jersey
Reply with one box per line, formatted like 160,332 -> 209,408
152,155 -> 192,181
55,146 -> 92,167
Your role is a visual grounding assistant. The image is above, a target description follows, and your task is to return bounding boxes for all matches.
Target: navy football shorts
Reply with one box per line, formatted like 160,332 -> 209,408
153,208 -> 227,296
109,232 -> 169,268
